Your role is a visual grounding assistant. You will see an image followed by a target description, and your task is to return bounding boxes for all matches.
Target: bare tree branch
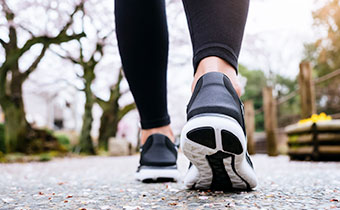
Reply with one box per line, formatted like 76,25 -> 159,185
59,78 -> 84,92
59,1 -> 85,34
22,32 -> 85,54
1,31 -> 85,73
0,0 -> 15,23
79,39 -> 84,64
118,103 -> 136,121
2,1 -> 86,70
107,68 -> 123,98
110,68 -> 127,95
86,34 -> 105,65
119,88 -> 131,96
22,44 -> 48,79
76,72 -> 83,78
0,0 -> 86,87
95,96 -> 108,109
117,67 -> 124,84
51,49 -> 80,65
0,38 -> 7,49
103,29 -> 115,40
28,78 -> 85,92
18,24 -> 35,37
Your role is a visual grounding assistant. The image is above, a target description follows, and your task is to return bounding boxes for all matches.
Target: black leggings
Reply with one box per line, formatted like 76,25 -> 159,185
115,0 -> 249,129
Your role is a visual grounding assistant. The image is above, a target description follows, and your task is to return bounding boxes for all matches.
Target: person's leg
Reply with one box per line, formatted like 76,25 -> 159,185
182,0 -> 249,96
181,0 -> 257,190
115,0 -> 180,182
193,57 -> 241,96
115,0 -> 174,144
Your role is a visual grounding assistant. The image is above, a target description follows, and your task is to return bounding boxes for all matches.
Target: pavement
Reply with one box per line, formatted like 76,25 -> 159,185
0,154 -> 340,210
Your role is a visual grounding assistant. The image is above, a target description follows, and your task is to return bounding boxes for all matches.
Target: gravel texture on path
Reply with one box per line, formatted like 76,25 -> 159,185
0,154 -> 340,210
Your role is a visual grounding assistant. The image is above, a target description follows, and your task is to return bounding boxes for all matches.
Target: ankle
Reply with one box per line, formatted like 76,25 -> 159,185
192,56 -> 242,97
140,125 -> 175,145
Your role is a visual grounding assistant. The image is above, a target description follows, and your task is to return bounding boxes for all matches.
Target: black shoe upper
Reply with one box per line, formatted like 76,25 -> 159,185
186,72 -> 254,169
139,134 -> 177,167
187,72 -> 246,134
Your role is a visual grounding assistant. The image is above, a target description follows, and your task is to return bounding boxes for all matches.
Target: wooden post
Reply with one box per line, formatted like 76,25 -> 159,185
263,86 -> 278,156
299,62 -> 316,119
244,100 -> 256,155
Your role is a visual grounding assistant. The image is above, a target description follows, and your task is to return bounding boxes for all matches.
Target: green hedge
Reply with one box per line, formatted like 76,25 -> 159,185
55,134 -> 71,150
0,123 -> 5,154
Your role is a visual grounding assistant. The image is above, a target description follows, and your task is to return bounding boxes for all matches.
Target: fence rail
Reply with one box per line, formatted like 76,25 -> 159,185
255,66 -> 340,115
248,62 -> 340,155
314,69 -> 340,85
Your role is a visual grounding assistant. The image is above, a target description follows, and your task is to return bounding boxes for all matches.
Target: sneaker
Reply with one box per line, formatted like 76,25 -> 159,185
135,133 -> 180,182
180,72 -> 257,191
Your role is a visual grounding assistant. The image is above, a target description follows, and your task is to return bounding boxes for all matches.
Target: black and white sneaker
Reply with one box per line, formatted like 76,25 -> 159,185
180,72 -> 257,191
135,133 -> 180,182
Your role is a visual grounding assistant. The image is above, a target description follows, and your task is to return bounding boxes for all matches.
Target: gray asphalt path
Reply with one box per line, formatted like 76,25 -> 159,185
0,154 -> 339,210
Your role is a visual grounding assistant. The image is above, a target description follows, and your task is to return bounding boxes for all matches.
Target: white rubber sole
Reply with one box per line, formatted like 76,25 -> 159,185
135,167 -> 180,182
180,114 -> 257,190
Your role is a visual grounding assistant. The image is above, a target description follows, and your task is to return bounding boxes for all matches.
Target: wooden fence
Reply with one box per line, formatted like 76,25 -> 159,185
245,62 -> 340,156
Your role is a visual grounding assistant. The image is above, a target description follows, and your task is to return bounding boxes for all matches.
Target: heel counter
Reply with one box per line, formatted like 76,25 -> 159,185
187,73 -> 244,131
140,134 -> 177,166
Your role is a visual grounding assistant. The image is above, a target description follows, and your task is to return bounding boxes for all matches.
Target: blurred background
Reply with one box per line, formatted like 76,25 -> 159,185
0,0 -> 339,161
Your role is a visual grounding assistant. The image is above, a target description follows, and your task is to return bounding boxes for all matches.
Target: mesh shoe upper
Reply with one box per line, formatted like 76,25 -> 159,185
139,133 -> 177,167
187,72 -> 246,134
186,72 -> 253,168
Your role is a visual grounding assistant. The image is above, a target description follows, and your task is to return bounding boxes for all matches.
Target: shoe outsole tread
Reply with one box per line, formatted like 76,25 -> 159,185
181,114 -> 257,191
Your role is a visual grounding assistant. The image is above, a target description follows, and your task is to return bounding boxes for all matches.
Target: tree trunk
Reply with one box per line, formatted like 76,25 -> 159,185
78,70 -> 95,155
97,78 -> 120,151
0,70 -> 63,154
98,107 -> 119,150
0,2 -> 85,154
96,69 -> 135,151
97,98 -> 135,151
79,93 -> 95,154
2,102 -> 29,153
1,63 -> 30,153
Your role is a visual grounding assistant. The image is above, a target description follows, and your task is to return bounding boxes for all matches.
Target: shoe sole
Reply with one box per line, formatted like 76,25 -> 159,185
135,166 -> 180,183
181,114 -> 257,191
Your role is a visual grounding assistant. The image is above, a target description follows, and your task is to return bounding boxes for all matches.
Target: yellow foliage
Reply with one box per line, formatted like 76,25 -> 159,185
298,112 -> 332,124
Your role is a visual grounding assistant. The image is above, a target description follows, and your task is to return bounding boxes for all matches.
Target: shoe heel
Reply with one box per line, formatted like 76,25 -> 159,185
181,114 -> 257,190
181,114 -> 246,155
